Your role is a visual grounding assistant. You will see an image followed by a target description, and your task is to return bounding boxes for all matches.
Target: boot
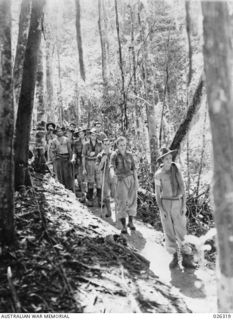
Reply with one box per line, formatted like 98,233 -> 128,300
127,216 -> 136,231
120,218 -> 128,234
105,199 -> 112,218
182,253 -> 197,269
86,188 -> 94,207
169,253 -> 178,269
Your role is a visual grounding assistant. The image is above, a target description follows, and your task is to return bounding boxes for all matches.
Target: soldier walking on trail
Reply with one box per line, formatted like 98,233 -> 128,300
71,127 -> 87,200
110,136 -> 138,234
96,138 -> 114,218
50,127 -> 74,191
154,147 -> 197,269
94,120 -> 107,143
45,122 -> 56,163
82,127 -> 103,206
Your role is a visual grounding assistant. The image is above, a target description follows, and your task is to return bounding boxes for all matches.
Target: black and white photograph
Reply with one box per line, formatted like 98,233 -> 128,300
0,0 -> 232,316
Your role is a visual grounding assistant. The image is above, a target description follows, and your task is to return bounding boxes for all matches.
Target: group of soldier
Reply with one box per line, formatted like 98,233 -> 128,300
45,120 -> 138,234
43,120 -> 196,269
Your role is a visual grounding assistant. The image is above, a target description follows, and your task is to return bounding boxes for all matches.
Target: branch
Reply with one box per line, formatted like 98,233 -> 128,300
170,73 -> 204,152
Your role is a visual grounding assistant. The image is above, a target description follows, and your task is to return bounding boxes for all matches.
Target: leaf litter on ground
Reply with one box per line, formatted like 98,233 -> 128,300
1,172 -> 193,313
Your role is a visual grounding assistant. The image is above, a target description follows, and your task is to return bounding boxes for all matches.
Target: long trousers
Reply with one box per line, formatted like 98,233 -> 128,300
54,155 -> 74,191
85,159 -> 101,189
160,198 -> 187,254
75,161 -> 86,192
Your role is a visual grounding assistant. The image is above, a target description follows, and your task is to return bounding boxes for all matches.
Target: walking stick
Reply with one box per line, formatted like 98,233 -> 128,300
101,159 -> 107,218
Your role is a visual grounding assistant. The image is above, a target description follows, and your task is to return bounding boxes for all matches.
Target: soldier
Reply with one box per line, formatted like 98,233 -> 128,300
85,127 -> 91,143
94,120 -> 107,143
154,147 -> 197,269
110,136 -> 138,234
82,127 -> 102,206
45,122 -> 56,162
96,138 -> 114,218
69,123 -> 76,134
50,127 -> 74,191
71,127 -> 87,199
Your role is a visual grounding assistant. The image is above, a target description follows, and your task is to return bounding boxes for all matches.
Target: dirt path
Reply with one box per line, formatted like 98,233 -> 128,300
90,200 -> 217,313
42,176 -> 217,312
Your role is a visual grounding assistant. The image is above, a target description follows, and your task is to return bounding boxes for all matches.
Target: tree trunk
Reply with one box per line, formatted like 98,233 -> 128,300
146,102 -> 159,174
57,46 -> 64,126
15,0 -> 46,190
98,0 -> 107,92
159,30 -> 170,148
13,0 -> 31,108
115,0 -> 128,133
138,9 -> 159,174
202,2 -> 233,312
0,0 -> 15,245
185,1 -> 192,87
75,0 -> 85,82
34,46 -> 47,173
130,5 -> 141,137
45,30 -> 55,123
170,74 -> 204,152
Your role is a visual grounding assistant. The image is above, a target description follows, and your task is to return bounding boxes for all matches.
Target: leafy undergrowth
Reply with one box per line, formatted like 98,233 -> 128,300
0,173 -> 190,313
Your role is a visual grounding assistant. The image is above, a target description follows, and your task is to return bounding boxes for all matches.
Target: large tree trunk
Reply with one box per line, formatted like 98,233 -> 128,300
0,0 -> 15,245
115,0 -> 128,133
57,46 -> 64,126
170,74 -> 204,152
45,31 -> 55,123
202,2 -> 233,312
34,46 -> 47,173
13,0 -> 31,107
75,0 -> 85,82
15,0 -> 46,190
44,0 -> 57,123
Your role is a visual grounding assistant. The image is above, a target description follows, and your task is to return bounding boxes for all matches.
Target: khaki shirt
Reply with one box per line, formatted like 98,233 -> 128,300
154,163 -> 184,197
82,140 -> 102,160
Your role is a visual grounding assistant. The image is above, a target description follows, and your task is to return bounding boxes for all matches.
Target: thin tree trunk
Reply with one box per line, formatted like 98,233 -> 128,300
130,5 -> 140,135
115,0 -> 128,133
57,46 -> 63,126
75,0 -> 85,82
74,82 -> 80,125
159,29 -> 171,148
45,31 -> 55,122
138,9 -> 159,174
185,1 -> 192,87
186,134 -> 190,198
0,0 -> 15,245
170,74 -> 204,152
196,104 -> 207,197
15,0 -> 46,190
13,0 -> 31,107
98,0 -> 108,96
202,2 -> 233,312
